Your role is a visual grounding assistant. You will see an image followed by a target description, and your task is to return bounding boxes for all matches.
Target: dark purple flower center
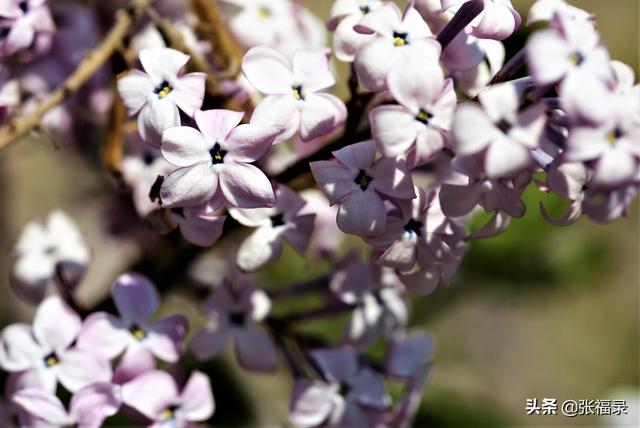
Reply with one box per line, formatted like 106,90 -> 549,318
209,143 -> 227,165
229,311 -> 246,326
44,245 -> 57,255
143,151 -> 156,166
607,127 -> 624,144
270,213 -> 285,227
404,218 -> 423,237
354,169 -> 373,191
359,5 -> 370,14
496,118 -> 512,134
0,27 -> 11,41
415,109 -> 434,125
339,382 -> 352,396
161,404 -> 179,421
393,31 -> 409,46
19,0 -> 28,13
292,85 -> 305,101
153,80 -> 173,98
129,323 -> 147,340
171,207 -> 185,218
43,351 -> 59,367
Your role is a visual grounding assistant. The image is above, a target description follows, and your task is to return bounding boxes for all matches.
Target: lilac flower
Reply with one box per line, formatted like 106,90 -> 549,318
77,273 -> 188,364
330,256 -> 407,349
527,0 -> 592,25
229,184 -> 315,272
117,48 -> 206,144
11,210 -> 89,303
12,383 -> 121,428
370,57 -> 456,165
164,204 -> 227,247
159,109 -> 280,209
441,0 -> 521,40
353,2 -> 440,91
453,79 -> 546,179
0,0 -> 55,58
451,38 -> 505,97
526,11 -> 613,123
0,296 -> 112,393
190,277 -> 279,372
122,370 -> 214,427
327,0 -> 384,62
242,47 -> 347,142
565,93 -> 640,187
310,140 -> 415,237
440,152 -> 530,218
368,186 -> 466,275
289,347 -> 389,427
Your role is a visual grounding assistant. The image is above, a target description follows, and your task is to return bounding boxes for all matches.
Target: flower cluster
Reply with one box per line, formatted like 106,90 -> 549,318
0,0 -> 637,427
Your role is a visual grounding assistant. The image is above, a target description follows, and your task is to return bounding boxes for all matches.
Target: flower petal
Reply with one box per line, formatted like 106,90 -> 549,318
56,349 -> 112,392
69,383 -> 122,428
12,388 -> 70,426
144,315 -> 188,363
113,273 -> 160,323
121,370 -> 178,421
161,126 -> 209,167
160,164 -> 218,208
337,191 -> 387,236
234,323 -> 279,372
137,99 -> 181,144
179,371 -> 215,422
76,312 -> 129,360
300,94 -> 346,142
33,296 -> 81,351
117,70 -> 154,115
236,226 -> 284,272
370,105 -> 418,157
139,48 -> 190,83
195,109 -> 244,144
169,72 -> 206,116
190,325 -> 231,361
219,163 -> 275,208
242,47 -> 294,94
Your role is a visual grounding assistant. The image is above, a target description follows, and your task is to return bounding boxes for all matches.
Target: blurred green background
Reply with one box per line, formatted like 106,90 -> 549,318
0,0 -> 638,427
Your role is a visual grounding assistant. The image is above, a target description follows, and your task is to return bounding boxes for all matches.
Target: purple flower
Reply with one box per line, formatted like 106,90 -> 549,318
526,11 -> 613,123
368,186 -> 466,275
452,79 -> 546,178
11,210 -> 90,303
386,331 -> 434,380
0,296 -> 112,393
441,0 -> 521,40
159,109 -> 280,209
289,347 -> 389,427
190,277 -> 279,372
353,2 -> 441,91
310,140 -> 415,237
12,383 -> 121,428
76,273 -> 188,363
565,93 -> 640,187
330,256 -> 407,349
242,47 -> 347,142
0,0 -> 55,58
122,370 -> 214,427
370,56 -> 456,165
229,184 -> 315,272
327,0 -> 384,62
117,48 -> 206,144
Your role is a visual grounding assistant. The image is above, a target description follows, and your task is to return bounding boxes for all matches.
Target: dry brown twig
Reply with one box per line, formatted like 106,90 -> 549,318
0,0 -> 151,152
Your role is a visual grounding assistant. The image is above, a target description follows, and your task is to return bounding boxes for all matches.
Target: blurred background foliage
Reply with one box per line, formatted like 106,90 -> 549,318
0,0 -> 638,427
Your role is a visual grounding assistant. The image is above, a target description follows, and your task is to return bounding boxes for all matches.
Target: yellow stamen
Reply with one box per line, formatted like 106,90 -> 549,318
45,356 -> 58,367
258,6 -> 271,17
131,327 -> 146,340
393,37 -> 406,46
158,86 -> 172,98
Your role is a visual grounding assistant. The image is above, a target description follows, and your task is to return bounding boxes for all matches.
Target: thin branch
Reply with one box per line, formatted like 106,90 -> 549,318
0,0 -> 151,152
102,86 -> 127,180
436,0 -> 484,50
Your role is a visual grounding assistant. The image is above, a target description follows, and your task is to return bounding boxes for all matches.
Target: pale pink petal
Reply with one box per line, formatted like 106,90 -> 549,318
76,312 -> 129,360
140,48 -> 190,83
526,30 -> 572,84
112,348 -> 156,385
439,182 -> 483,217
0,324 -> 43,371
289,379 -> 337,428
592,149 -> 636,187
190,326 -> 231,360
565,127 -> 608,162
69,383 -> 122,428
300,93 -> 346,142
179,371 -> 215,421
379,236 -> 417,271
354,38 -> 398,91
292,50 -> 335,93
112,273 -> 160,323
56,350 -> 112,392
234,323 -> 279,372
12,388 -> 70,426
310,160 -> 358,205
225,123 -> 282,162
370,105 -> 419,157
471,1 -> 520,40
399,267 -> 441,295
333,139 -> 376,170
160,164 -> 219,208
170,73 -> 206,116
482,182 -> 526,217
387,57 -> 444,112
283,213 -> 315,255
309,347 -> 358,383
178,212 -> 226,247
468,210 -> 512,239
370,157 -> 415,199
122,370 -> 178,421
219,163 -> 275,208
236,226 -> 284,272
242,47 -> 294,94
485,138 -> 531,178
161,127 -> 209,167
117,70 -> 154,115
337,191 -> 387,236
144,315 -> 188,363
138,99 -> 181,144
250,95 -> 300,143
452,103 -> 496,155
195,109 -> 244,143
33,296 -> 81,350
